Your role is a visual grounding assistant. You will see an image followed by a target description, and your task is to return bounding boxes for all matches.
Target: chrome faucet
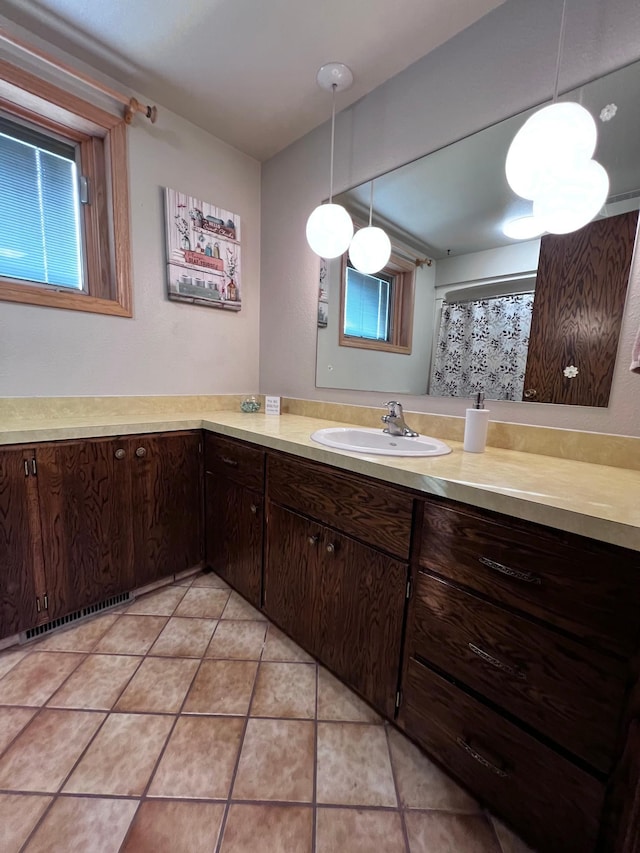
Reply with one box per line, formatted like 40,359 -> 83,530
381,401 -> 419,437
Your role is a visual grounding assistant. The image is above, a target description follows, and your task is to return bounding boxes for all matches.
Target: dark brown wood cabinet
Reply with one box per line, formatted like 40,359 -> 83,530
130,432 -> 202,587
264,454 -> 410,718
204,434 -> 265,608
0,448 -> 43,637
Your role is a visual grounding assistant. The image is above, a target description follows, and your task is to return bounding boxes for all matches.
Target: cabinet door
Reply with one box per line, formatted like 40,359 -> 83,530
263,503 -> 323,658
0,448 -> 43,637
319,528 -> 407,718
205,472 -> 262,608
130,432 -> 202,586
37,438 -> 134,618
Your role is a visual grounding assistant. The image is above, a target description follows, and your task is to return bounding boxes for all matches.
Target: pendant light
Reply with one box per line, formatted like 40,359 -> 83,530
504,0 -> 609,235
306,63 -> 354,259
349,181 -> 392,274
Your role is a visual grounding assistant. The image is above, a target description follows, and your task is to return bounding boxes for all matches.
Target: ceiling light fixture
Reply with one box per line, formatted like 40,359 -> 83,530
306,63 -> 354,259
348,181 -> 392,274
504,0 -> 609,235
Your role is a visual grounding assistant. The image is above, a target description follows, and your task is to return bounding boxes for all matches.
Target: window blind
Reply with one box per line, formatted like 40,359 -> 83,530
0,118 -> 83,290
344,267 -> 392,340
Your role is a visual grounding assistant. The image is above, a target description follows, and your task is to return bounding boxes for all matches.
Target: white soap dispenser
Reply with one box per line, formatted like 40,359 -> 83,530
463,392 -> 490,453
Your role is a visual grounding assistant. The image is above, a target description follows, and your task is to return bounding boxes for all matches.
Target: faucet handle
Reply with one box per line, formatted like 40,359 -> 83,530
383,400 -> 403,416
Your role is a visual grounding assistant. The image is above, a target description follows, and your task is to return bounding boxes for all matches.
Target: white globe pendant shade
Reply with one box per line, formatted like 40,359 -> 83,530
533,159 -> 609,234
306,203 -> 354,258
348,226 -> 392,274
505,102 -> 598,200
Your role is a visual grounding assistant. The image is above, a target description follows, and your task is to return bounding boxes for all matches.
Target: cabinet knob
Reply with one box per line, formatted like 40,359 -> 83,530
135,446 -> 147,458
523,388 -> 537,400
308,535 -> 319,546
326,542 -> 336,554
114,448 -> 126,460
250,503 -> 258,514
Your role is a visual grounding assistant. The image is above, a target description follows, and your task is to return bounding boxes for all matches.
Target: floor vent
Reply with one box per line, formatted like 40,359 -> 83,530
21,591 -> 133,642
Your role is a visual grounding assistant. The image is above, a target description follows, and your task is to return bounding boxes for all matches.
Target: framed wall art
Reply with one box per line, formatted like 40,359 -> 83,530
164,187 -> 241,311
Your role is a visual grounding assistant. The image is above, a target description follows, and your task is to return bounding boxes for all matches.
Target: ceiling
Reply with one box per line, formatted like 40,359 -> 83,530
0,0 -> 506,160
337,58 -> 640,259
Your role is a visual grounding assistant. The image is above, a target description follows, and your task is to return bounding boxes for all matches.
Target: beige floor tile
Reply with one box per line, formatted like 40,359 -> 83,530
48,654 -> 141,710
63,712 -> 173,796
491,816 -> 536,853
183,659 -> 257,715
0,708 -> 105,792
175,588 -> 230,619
316,722 -> 397,807
0,706 -> 37,754
387,727 -> 479,811
0,794 -> 52,853
206,620 -> 266,660
151,617 -> 218,657
317,667 -> 381,723
126,586 -> 187,616
316,807 -> 406,853
122,800 -> 225,852
94,615 -> 168,655
0,647 -> 29,680
221,592 -> 267,622
24,795 -> 137,853
405,812 -> 502,853
262,624 -> 312,661
251,662 -> 316,719
191,572 -> 230,589
0,652 -> 85,706
33,614 -> 118,652
115,656 -> 199,713
220,804 -> 313,853
148,715 -> 244,799
233,718 -> 314,803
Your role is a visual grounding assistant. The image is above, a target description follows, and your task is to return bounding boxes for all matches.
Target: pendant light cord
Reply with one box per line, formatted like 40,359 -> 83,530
329,83 -> 337,203
368,182 -> 373,227
551,0 -> 568,102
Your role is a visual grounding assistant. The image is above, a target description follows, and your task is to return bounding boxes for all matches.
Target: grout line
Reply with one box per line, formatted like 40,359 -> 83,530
384,724 -> 412,853
312,662 -> 319,853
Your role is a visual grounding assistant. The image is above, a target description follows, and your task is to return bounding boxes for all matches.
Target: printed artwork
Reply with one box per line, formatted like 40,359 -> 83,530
164,187 -> 241,311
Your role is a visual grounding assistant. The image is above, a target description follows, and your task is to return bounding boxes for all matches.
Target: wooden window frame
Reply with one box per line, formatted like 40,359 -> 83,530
339,250 -> 415,354
0,59 -> 132,316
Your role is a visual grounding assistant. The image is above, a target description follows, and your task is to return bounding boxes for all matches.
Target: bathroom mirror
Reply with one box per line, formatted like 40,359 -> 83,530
315,58 -> 640,406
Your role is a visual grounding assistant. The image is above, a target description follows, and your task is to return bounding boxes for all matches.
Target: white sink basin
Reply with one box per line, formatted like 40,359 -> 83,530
310,427 -> 452,457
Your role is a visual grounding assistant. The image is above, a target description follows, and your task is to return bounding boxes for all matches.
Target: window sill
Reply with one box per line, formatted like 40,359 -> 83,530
0,279 -> 132,317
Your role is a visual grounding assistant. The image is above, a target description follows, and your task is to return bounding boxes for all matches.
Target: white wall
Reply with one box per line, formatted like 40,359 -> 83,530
435,241 -> 540,289
0,31 -> 261,397
260,0 -> 640,436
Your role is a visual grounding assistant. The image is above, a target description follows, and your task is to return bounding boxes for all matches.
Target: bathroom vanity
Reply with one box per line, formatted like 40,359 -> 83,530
1,413 -> 638,852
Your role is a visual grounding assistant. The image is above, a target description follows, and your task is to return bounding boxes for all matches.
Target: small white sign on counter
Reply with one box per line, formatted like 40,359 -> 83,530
265,396 -> 281,415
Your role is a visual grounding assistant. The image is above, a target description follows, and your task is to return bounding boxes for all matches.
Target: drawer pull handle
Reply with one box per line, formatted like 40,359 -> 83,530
326,542 -> 336,554
468,642 -> 526,680
135,446 -> 147,458
456,737 -> 509,778
221,456 -> 239,467
250,503 -> 258,514
479,556 -> 541,585
114,448 -> 126,460
308,535 -> 319,546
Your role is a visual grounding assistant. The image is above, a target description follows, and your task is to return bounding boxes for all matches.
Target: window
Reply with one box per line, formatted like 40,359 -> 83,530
0,60 -> 131,316
339,251 -> 415,354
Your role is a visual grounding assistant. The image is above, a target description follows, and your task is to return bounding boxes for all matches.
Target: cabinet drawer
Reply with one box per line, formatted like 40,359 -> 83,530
267,454 -> 413,559
205,434 -> 265,491
400,658 -> 604,853
419,502 -> 640,655
409,572 -> 626,772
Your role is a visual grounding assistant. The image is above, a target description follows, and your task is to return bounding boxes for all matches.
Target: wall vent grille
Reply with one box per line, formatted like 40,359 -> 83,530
21,591 -> 132,642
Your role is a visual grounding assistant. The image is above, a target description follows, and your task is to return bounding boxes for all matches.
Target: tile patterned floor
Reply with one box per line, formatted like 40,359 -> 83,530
0,572 -> 535,852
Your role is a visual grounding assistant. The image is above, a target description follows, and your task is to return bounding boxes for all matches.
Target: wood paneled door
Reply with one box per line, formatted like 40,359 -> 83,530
523,210 -> 638,406
36,438 -> 134,618
130,432 -> 202,587
206,472 -> 263,608
0,448 -> 44,638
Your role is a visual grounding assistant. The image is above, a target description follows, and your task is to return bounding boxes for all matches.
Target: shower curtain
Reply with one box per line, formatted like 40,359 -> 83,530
429,293 -> 534,401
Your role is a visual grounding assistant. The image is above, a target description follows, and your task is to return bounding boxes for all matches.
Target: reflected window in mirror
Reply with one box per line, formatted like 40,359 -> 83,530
339,251 -> 415,355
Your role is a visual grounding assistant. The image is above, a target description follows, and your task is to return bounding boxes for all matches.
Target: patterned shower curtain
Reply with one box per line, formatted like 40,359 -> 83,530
429,293 -> 534,401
